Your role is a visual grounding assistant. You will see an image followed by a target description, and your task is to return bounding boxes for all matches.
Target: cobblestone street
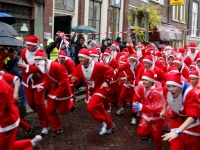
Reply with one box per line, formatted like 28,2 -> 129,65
17,99 -> 169,150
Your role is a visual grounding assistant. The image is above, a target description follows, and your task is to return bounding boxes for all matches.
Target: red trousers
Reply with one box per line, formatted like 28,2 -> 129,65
169,132 -> 200,150
47,97 -> 73,131
0,127 -> 32,150
86,90 -> 113,129
24,86 -> 49,127
118,86 -> 134,107
19,118 -> 31,131
137,118 -> 164,150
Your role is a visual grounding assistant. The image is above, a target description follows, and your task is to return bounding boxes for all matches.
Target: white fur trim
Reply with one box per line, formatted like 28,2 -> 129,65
78,54 -> 90,59
104,52 -> 110,55
166,81 -> 183,88
25,65 -> 29,73
90,54 -> 99,57
143,59 -> 153,64
196,58 -> 200,62
173,60 -> 182,65
58,55 -> 66,57
119,61 -> 126,64
189,75 -> 199,78
0,118 -> 20,132
129,57 -> 137,60
25,41 -> 37,45
142,76 -> 154,82
13,76 -> 19,84
34,56 -> 45,59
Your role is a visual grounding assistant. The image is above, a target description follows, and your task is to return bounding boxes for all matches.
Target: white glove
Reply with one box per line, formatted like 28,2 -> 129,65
132,102 -> 142,112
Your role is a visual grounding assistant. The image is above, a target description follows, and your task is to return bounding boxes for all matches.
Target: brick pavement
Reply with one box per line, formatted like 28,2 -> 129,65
17,98 -> 169,150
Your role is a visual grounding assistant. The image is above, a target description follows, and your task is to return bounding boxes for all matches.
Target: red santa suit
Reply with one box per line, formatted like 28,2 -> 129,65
136,54 -> 167,86
20,36 -> 49,128
55,50 -> 76,97
30,50 -> 74,132
73,49 -> 115,132
184,42 -> 200,67
132,71 -> 165,150
103,49 -> 119,107
115,54 -> 140,107
166,73 -> 200,150
2,72 -> 31,132
0,77 -> 32,150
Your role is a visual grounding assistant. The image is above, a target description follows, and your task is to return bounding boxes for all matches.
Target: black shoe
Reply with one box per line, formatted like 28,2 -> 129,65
26,126 -> 34,137
52,129 -> 63,137
141,137 -> 149,140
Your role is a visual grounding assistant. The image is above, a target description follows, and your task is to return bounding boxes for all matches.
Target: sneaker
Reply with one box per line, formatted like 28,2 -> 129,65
41,126 -> 50,135
116,107 -> 124,115
99,122 -> 107,135
107,109 -> 111,114
52,128 -> 63,137
79,86 -> 86,92
31,135 -> 43,147
106,123 -> 116,134
26,126 -> 34,137
131,117 -> 137,125
126,103 -> 131,107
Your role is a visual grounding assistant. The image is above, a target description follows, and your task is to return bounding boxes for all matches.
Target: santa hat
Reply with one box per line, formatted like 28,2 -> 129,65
196,53 -> 200,62
95,45 -> 101,50
161,46 -> 166,51
104,49 -> 111,55
172,48 -> 177,53
178,47 -> 185,54
190,62 -> 196,69
166,72 -> 183,88
166,66 -> 179,73
146,48 -> 155,55
143,54 -> 153,64
78,48 -> 91,59
112,42 -> 119,49
167,54 -> 175,60
122,48 -> 129,54
34,49 -> 46,59
189,69 -> 199,78
142,70 -> 155,82
155,51 -> 162,58
119,57 -> 128,64
26,35 -> 41,45
189,42 -> 196,48
129,54 -> 137,61
58,50 -> 67,57
173,57 -> 182,65
165,45 -> 172,50
184,44 -> 188,49
90,49 -> 99,57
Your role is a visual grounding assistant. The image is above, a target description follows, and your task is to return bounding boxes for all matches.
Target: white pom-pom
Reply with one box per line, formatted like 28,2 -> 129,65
39,43 -> 43,49
154,74 -> 157,78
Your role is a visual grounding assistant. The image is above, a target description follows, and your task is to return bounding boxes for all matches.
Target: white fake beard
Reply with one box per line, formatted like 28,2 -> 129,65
165,50 -> 172,56
35,60 -> 46,74
130,62 -> 136,69
92,57 -> 99,62
104,56 -> 110,64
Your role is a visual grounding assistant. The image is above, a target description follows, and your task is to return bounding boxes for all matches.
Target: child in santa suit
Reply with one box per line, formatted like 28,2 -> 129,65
132,70 -> 165,150
20,49 -> 75,136
71,48 -> 116,135
0,75 -> 42,150
55,50 -> 77,97
18,35 -> 50,135
161,72 -> 200,150
0,71 -> 34,137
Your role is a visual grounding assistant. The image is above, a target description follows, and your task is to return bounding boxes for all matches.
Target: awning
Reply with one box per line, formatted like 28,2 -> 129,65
149,24 -> 183,41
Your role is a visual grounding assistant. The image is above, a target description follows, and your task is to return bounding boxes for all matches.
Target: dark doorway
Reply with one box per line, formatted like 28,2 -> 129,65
54,16 -> 72,36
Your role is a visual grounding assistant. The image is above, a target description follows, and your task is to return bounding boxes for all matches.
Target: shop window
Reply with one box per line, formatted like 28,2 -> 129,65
191,2 -> 198,36
88,0 -> 102,42
55,0 -> 75,12
10,0 -> 31,4
0,3 -> 32,17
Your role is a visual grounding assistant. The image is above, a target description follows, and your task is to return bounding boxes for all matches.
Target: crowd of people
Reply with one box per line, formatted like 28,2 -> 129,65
0,32 -> 200,150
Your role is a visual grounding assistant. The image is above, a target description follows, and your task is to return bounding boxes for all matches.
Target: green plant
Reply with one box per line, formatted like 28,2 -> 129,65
135,26 -> 145,42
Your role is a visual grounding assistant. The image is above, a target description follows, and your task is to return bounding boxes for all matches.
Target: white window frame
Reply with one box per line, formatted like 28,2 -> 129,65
191,2 -> 198,36
141,0 -> 148,3
151,0 -> 164,5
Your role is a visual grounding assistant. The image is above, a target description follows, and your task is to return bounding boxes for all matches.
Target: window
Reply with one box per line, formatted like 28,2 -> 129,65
55,0 -> 75,12
88,0 -> 102,42
141,0 -> 148,3
151,0 -> 164,5
191,2 -> 198,36
172,4 -> 186,22
110,0 -> 121,8
0,3 -> 32,17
